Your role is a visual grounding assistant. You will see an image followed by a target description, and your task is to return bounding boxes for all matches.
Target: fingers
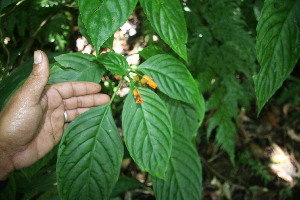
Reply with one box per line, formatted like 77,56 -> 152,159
63,94 -> 110,110
20,50 -> 50,104
50,82 -> 101,99
65,108 -> 90,122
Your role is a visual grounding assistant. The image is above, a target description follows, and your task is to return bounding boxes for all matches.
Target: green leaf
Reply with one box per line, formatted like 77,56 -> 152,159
187,28 -> 212,76
139,45 -> 166,60
21,146 -> 57,179
254,0 -> 300,113
0,175 -> 16,200
139,0 -> 188,61
159,93 -> 201,137
17,170 -> 57,195
79,0 -> 138,54
138,54 -> 204,111
207,104 -> 236,164
122,87 -> 173,178
57,105 -> 124,200
0,0 -> 19,11
98,52 -> 129,75
78,15 -> 93,44
152,131 -> 202,200
50,53 -> 105,84
78,15 -> 113,49
111,177 -> 141,197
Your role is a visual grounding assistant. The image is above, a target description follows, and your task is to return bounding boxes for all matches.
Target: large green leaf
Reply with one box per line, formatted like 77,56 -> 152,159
138,54 -> 204,111
78,0 -> 138,54
159,93 -> 201,137
78,15 -> 113,50
122,87 -> 173,178
152,131 -> 202,200
50,53 -> 105,84
98,52 -> 129,75
0,175 -> 16,200
139,0 -> 188,61
254,0 -> 300,113
57,105 -> 124,200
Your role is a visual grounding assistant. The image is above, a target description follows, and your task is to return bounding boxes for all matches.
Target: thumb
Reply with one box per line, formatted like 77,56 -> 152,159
22,50 -> 50,100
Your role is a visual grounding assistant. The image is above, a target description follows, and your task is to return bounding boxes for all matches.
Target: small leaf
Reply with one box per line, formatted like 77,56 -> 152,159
57,105 -> 124,200
79,0 -> 138,54
111,177 -> 141,197
207,104 -> 236,164
139,45 -> 166,60
98,52 -> 129,75
138,54 -> 203,111
159,93 -> 201,137
139,0 -> 188,61
254,0 -> 300,113
50,53 -> 105,84
152,131 -> 202,200
122,87 -> 173,178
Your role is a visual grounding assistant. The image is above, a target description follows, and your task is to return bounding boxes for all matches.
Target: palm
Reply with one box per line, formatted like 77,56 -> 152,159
0,50 -> 109,179
13,82 -> 109,169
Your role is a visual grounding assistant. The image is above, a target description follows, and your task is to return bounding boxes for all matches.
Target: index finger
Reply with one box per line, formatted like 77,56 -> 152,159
50,81 -> 101,99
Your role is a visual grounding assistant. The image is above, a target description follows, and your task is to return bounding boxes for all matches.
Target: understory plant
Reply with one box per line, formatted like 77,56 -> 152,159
0,0 -> 299,199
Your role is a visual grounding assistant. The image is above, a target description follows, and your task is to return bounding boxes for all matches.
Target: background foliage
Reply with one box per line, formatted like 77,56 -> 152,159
0,0 -> 300,199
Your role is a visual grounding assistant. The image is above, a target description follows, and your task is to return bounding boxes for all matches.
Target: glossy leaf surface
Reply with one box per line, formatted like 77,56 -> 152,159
50,53 -> 105,84
152,131 -> 202,200
139,45 -> 166,60
139,0 -> 188,61
254,0 -> 300,113
138,54 -> 204,111
57,105 -> 123,200
122,87 -> 173,178
98,52 -> 129,76
79,0 -> 138,54
160,93 -> 201,137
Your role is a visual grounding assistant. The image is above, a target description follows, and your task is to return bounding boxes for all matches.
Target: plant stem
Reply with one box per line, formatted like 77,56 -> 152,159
97,78 -> 123,128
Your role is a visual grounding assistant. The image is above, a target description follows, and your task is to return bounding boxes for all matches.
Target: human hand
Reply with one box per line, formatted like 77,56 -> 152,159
0,50 -> 109,180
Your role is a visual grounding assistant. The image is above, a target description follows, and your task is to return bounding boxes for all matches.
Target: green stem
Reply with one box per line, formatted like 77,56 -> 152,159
97,78 -> 123,128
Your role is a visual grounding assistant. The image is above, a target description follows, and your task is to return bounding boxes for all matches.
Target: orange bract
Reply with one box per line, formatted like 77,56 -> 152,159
133,89 -> 143,103
133,88 -> 140,97
135,96 -> 143,103
141,75 -> 158,89
147,79 -> 158,89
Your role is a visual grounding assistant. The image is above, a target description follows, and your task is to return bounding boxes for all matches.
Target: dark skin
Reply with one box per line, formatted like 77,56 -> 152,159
0,50 -> 110,180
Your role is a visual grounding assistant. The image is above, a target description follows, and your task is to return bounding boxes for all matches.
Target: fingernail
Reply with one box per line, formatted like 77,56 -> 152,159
34,51 -> 42,64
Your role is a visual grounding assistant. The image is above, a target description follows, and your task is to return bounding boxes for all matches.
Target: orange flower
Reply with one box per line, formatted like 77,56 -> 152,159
147,79 -> 158,89
133,89 -> 140,97
135,96 -> 143,103
133,89 -> 143,103
141,75 -> 158,89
